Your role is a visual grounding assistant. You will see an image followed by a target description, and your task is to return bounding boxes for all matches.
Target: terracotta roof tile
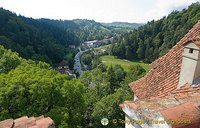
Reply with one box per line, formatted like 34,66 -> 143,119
129,20 -> 200,99
0,115 -> 54,128
119,104 -> 125,108
122,84 -> 200,127
160,101 -> 200,128
0,119 -> 13,128
36,117 -> 54,128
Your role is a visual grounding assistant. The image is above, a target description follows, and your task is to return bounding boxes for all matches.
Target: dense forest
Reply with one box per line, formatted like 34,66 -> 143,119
39,19 -> 114,42
110,3 -> 200,62
0,8 -> 81,65
102,22 -> 143,35
0,45 -> 85,127
0,8 -> 141,66
102,22 -> 143,29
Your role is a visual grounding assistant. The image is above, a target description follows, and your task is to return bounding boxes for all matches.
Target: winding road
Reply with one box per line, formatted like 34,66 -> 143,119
74,49 -> 88,76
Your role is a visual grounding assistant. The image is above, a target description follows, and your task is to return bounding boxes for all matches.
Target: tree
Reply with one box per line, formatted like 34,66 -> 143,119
113,65 -> 126,82
79,71 -> 92,87
0,45 -> 22,74
0,59 -> 86,128
82,54 -> 92,66
125,64 -> 146,83
91,68 -> 104,96
106,66 -> 119,94
92,89 -> 133,128
97,63 -> 107,72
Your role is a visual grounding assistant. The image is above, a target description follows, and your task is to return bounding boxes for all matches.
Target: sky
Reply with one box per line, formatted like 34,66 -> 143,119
0,0 -> 200,23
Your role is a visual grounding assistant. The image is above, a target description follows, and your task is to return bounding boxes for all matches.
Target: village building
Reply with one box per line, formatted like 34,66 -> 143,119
0,115 -> 55,128
83,38 -> 113,48
120,21 -> 200,128
83,40 -> 101,48
68,45 -> 76,49
93,49 -> 106,55
56,60 -> 69,70
55,60 -> 76,78
100,37 -> 113,43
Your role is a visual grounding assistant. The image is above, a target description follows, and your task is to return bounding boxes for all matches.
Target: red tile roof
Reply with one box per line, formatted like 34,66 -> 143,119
0,115 -> 54,128
160,101 -> 200,128
58,60 -> 68,67
129,20 -> 200,99
121,84 -> 200,128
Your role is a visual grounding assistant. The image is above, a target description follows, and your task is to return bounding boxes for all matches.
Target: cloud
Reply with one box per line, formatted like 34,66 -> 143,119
143,0 -> 200,22
0,0 -> 199,23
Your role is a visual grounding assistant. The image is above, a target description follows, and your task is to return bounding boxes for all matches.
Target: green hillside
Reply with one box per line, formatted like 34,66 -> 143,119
39,19 -> 114,42
110,3 -> 200,62
102,22 -> 143,29
0,8 -> 80,64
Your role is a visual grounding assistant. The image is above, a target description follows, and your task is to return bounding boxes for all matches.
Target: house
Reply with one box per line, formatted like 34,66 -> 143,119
68,45 -> 76,49
84,40 -> 102,48
55,60 -> 76,78
94,49 -> 106,55
0,115 -> 55,128
57,60 -> 69,70
100,37 -> 113,43
120,20 -> 200,128
83,38 -> 113,48
82,45 -> 89,50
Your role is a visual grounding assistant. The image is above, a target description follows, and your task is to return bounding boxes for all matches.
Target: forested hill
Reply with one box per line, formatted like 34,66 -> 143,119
0,8 -> 80,65
39,19 -> 113,42
102,22 -> 143,29
110,3 -> 200,63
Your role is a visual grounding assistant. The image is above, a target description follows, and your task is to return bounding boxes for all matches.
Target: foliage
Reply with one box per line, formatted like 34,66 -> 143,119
102,22 -> 143,34
0,8 -> 80,65
100,55 -> 151,72
0,46 -> 86,128
39,19 -> 114,43
92,89 -> 133,128
82,54 -> 92,66
113,65 -> 126,82
102,22 -> 143,29
0,45 -> 22,74
80,59 -> 147,127
125,64 -> 146,82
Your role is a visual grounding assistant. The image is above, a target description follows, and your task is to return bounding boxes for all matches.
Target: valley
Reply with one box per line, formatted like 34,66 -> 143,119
0,2 -> 200,128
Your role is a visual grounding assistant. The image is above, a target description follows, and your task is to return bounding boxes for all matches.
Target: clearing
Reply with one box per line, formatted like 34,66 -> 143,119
100,55 -> 151,72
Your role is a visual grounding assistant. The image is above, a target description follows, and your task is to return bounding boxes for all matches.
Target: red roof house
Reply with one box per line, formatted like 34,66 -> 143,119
69,45 -> 76,49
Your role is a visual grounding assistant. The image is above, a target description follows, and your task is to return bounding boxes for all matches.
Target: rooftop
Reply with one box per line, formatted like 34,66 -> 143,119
129,20 -> 200,99
0,115 -> 54,128
121,84 -> 200,127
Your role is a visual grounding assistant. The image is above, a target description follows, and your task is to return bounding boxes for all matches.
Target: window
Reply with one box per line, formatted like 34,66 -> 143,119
189,48 -> 194,53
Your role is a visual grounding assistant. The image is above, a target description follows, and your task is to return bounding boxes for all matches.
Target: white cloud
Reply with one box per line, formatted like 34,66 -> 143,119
144,0 -> 200,22
0,0 -> 199,23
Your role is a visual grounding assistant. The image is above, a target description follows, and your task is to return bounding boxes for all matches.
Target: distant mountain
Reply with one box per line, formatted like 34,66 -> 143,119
101,22 -> 144,34
102,22 -> 143,29
0,8 -> 80,64
39,19 -> 113,42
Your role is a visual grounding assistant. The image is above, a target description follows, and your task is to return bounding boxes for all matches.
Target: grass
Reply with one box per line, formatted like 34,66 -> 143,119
64,53 -> 73,59
96,45 -> 110,50
100,55 -> 151,72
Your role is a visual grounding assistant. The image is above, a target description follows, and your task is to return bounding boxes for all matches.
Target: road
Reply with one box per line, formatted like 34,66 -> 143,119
74,49 -> 88,76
